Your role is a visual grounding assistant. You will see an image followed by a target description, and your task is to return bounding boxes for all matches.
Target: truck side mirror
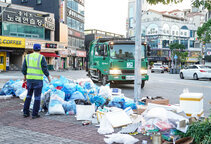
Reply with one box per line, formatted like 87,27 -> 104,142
147,45 -> 151,56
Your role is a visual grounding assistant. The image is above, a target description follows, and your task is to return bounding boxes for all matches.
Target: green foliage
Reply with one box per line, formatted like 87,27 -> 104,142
197,19 -> 211,43
169,43 -> 188,65
150,61 -> 154,66
179,120 -> 211,144
146,0 -> 183,5
193,0 -> 211,10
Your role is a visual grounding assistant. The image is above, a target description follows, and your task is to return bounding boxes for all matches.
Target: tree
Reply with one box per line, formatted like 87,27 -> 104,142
197,19 -> 211,43
193,0 -> 211,43
169,43 -> 188,68
147,0 -> 183,5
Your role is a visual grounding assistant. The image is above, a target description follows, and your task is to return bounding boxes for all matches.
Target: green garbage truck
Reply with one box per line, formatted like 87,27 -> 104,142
87,38 -> 150,88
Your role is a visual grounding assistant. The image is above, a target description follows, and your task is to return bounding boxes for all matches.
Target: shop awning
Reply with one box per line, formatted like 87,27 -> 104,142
40,52 -> 60,57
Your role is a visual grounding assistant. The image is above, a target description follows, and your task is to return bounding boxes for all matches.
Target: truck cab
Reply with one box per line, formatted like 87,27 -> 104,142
88,38 -> 149,88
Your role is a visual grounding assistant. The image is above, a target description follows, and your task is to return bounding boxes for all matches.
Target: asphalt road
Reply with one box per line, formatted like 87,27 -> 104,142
110,72 -> 211,117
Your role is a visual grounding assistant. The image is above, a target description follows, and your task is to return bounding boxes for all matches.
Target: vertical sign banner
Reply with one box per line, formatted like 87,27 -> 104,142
60,0 -> 64,22
60,0 -> 66,23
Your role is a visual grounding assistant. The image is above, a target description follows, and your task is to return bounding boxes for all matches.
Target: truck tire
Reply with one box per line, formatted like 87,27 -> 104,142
101,75 -> 108,86
141,80 -> 145,89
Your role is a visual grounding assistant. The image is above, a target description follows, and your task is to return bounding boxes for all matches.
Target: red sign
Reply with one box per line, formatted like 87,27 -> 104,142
76,50 -> 86,57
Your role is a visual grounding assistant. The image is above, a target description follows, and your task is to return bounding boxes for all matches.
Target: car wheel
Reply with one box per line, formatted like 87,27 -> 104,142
209,78 -> 211,81
151,71 -> 154,73
180,72 -> 184,79
193,73 -> 199,80
161,71 -> 164,73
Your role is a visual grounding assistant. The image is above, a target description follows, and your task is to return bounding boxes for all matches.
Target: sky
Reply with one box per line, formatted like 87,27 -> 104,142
84,0 -> 192,36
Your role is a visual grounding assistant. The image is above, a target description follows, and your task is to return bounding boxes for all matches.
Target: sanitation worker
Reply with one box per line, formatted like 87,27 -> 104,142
22,44 -> 51,119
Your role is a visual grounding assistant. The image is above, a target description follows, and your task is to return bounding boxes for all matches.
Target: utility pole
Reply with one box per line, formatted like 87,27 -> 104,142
134,0 -> 142,104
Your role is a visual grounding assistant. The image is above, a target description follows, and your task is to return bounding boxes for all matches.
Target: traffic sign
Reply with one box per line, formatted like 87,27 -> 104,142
174,55 -> 178,59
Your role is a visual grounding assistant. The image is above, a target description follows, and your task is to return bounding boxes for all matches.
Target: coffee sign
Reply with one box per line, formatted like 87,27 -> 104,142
0,36 -> 25,48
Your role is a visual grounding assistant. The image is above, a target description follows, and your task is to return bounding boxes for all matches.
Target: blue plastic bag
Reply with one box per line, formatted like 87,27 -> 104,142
108,96 -> 125,109
51,89 -> 65,100
83,82 -> 92,90
62,100 -> 76,114
2,80 -> 15,95
123,100 -> 137,110
61,83 -> 76,101
51,76 -> 69,87
90,95 -> 106,107
70,91 -> 85,100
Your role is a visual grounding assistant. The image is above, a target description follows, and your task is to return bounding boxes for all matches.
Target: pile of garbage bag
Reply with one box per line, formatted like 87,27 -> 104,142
0,76 -> 137,115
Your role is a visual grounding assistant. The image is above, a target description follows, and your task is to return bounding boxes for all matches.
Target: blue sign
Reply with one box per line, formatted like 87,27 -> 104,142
174,55 -> 178,59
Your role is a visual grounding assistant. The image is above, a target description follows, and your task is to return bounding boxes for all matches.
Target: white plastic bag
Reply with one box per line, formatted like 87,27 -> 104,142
48,94 -> 65,115
104,133 -> 139,144
19,90 -> 27,100
98,85 -> 112,99
98,116 -> 114,135
76,104 -> 95,120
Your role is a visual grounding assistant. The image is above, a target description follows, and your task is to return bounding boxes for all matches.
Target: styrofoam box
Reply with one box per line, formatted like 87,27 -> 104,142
180,93 -> 203,115
111,88 -> 122,95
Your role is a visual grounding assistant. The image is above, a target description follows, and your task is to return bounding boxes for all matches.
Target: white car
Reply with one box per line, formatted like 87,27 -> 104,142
180,65 -> 211,80
151,63 -> 164,73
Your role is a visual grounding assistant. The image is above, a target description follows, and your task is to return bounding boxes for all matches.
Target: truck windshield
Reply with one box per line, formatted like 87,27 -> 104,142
110,44 -> 145,59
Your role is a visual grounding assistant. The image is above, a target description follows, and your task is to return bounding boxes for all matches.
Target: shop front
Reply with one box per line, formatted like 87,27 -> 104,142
59,49 -> 69,70
76,50 -> 86,70
0,36 -> 25,71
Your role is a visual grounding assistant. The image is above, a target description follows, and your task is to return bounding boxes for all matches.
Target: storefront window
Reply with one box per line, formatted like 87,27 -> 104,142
2,22 -> 44,39
149,39 -> 158,49
173,40 -> 179,43
181,40 -> 188,49
162,40 -> 169,48
189,40 -> 194,48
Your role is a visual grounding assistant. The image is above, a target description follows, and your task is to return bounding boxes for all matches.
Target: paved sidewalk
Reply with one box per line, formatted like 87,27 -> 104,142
0,98 -> 152,144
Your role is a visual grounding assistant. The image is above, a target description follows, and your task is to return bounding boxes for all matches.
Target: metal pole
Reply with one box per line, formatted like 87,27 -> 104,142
134,0 -> 142,104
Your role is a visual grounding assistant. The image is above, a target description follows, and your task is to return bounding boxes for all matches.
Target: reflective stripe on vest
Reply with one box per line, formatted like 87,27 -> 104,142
26,53 -> 44,80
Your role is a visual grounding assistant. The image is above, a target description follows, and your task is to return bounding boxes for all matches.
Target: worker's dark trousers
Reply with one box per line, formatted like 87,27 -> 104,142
23,80 -> 43,116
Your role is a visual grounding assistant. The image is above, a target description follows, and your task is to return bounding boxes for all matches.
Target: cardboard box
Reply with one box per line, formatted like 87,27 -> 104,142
146,98 -> 169,105
133,105 -> 147,115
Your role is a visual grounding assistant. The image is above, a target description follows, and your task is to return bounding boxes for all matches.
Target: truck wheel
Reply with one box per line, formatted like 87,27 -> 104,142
101,75 -> 108,86
141,80 -> 145,89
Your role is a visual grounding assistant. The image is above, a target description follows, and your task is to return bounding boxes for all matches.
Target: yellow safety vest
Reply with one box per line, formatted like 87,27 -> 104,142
26,53 -> 44,80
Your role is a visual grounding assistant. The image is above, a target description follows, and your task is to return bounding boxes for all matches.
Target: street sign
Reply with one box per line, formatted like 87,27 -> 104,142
174,55 -> 178,59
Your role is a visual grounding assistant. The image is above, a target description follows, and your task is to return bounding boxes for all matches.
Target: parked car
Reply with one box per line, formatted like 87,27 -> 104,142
151,63 -> 164,73
180,65 -> 211,80
163,65 -> 169,72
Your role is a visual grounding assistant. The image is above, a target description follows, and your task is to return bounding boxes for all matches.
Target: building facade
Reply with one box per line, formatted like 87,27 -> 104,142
12,0 -> 86,70
127,0 -> 204,66
0,2 -> 66,72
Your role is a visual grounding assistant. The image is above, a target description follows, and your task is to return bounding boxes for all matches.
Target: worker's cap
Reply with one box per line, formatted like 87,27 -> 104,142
33,44 -> 41,51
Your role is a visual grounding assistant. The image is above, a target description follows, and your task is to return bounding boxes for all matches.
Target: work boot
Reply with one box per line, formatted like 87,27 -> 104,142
23,113 -> 30,118
32,115 -> 40,119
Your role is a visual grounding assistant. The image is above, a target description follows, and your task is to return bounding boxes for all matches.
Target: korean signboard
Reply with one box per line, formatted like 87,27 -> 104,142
2,7 -> 44,27
45,17 -> 55,31
46,43 -> 57,49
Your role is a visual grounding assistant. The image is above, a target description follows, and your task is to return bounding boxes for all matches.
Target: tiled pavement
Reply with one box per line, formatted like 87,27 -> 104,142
0,98 -> 152,144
